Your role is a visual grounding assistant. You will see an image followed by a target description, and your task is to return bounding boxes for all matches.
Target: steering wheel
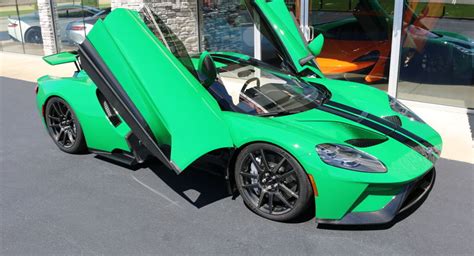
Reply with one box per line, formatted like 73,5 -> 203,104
241,77 -> 261,93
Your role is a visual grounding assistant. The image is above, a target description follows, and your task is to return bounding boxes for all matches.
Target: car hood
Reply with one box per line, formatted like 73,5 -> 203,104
302,77 -> 442,153
275,110 -> 436,183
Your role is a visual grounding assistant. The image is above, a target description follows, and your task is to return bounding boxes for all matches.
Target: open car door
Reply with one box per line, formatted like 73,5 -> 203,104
245,0 -> 322,77
78,8 -> 234,173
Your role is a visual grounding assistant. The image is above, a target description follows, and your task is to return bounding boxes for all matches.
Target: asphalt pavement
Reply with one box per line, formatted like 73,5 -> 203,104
1,77 -> 473,255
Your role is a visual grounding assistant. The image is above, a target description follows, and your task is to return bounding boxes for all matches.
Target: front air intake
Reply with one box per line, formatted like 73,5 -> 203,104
97,90 -> 121,127
383,115 -> 402,127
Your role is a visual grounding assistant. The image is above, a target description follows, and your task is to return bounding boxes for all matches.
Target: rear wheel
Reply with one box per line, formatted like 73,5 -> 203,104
234,143 -> 313,221
45,97 -> 86,154
25,27 -> 42,44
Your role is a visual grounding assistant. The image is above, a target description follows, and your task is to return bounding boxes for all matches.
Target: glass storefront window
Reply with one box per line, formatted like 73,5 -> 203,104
201,0 -> 255,56
0,0 -> 43,55
58,0 -> 111,52
308,0 -> 394,91
397,0 -> 474,108
20,0 -> 45,55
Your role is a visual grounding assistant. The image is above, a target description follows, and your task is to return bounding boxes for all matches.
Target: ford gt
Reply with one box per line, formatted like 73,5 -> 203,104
36,4 -> 442,225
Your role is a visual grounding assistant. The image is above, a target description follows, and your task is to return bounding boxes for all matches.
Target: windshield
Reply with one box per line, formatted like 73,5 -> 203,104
210,56 -> 325,116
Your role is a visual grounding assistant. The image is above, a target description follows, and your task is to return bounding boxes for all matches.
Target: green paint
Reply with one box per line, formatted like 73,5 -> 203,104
43,52 -> 77,66
36,7 -> 442,221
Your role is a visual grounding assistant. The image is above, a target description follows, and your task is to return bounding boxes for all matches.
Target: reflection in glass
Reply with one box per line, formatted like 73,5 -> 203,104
201,0 -> 255,56
58,0 -> 111,51
398,1 -> 474,108
20,0 -> 44,55
309,0 -> 394,90
1,0 -> 28,54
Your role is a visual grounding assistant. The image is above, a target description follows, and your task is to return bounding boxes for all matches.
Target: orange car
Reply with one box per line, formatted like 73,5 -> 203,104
314,0 -> 446,83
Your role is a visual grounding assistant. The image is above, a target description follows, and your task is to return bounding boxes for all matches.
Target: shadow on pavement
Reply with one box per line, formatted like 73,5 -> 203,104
147,161 -> 231,209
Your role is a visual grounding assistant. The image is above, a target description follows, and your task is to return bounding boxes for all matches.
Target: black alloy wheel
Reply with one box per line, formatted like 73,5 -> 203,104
25,27 -> 43,44
235,143 -> 313,221
45,97 -> 86,153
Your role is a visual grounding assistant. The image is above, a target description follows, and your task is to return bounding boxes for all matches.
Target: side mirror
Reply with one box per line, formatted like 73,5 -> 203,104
198,51 -> 217,88
308,34 -> 324,57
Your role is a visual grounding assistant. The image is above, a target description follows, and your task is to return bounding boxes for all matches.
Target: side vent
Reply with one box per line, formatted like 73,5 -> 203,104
382,115 -> 402,127
97,90 -> 122,127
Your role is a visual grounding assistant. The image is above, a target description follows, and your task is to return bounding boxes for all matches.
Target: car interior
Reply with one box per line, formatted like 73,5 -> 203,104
196,52 -> 320,115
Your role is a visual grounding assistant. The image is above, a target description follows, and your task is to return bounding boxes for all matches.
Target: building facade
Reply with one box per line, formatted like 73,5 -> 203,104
1,0 -> 473,109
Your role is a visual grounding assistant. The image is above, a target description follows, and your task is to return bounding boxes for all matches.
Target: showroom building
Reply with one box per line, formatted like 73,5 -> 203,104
1,0 -> 473,109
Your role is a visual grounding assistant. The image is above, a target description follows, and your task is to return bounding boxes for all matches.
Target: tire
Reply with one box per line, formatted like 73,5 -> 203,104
25,27 -> 43,44
234,143 -> 313,222
45,97 -> 87,154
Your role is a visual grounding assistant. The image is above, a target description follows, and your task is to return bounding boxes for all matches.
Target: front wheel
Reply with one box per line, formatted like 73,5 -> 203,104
234,143 -> 313,222
45,97 -> 86,154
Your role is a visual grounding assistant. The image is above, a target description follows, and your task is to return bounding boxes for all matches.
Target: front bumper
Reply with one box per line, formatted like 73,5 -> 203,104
317,168 -> 435,225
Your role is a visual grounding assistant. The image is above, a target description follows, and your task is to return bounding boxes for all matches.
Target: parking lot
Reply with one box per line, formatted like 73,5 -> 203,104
1,76 -> 473,255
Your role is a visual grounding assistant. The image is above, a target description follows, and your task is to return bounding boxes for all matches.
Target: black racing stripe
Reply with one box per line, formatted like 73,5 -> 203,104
318,105 -> 436,163
326,101 -> 440,155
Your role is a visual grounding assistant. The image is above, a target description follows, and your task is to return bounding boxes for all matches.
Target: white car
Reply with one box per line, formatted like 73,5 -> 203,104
7,5 -> 103,44
65,8 -> 110,45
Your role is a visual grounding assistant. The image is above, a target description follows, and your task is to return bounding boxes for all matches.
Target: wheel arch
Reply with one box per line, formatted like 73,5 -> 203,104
24,25 -> 42,43
227,140 -> 317,200
37,77 -> 131,152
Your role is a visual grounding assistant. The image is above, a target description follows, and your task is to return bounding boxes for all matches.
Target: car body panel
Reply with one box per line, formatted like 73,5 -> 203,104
43,52 -> 78,65
302,77 -> 442,151
37,72 -> 131,152
221,109 -> 434,220
247,0 -> 310,70
85,9 -> 234,171
245,0 -> 324,78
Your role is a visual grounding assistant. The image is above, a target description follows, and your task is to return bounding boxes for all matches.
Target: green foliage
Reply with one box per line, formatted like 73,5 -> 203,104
82,0 -> 99,8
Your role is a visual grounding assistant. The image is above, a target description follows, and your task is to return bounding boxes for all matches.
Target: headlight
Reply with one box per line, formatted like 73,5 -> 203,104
388,95 -> 425,123
316,144 -> 387,173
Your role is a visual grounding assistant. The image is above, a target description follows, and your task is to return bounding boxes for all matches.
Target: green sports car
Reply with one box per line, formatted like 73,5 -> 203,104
36,3 -> 442,225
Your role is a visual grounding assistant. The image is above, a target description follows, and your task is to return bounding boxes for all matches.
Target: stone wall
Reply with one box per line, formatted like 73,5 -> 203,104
37,0 -> 61,55
145,0 -> 199,53
201,0 -> 246,54
111,0 -> 199,54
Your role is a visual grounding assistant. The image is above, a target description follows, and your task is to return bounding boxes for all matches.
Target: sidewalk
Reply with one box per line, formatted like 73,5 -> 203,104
1,51 -> 473,164
0,51 -> 75,82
